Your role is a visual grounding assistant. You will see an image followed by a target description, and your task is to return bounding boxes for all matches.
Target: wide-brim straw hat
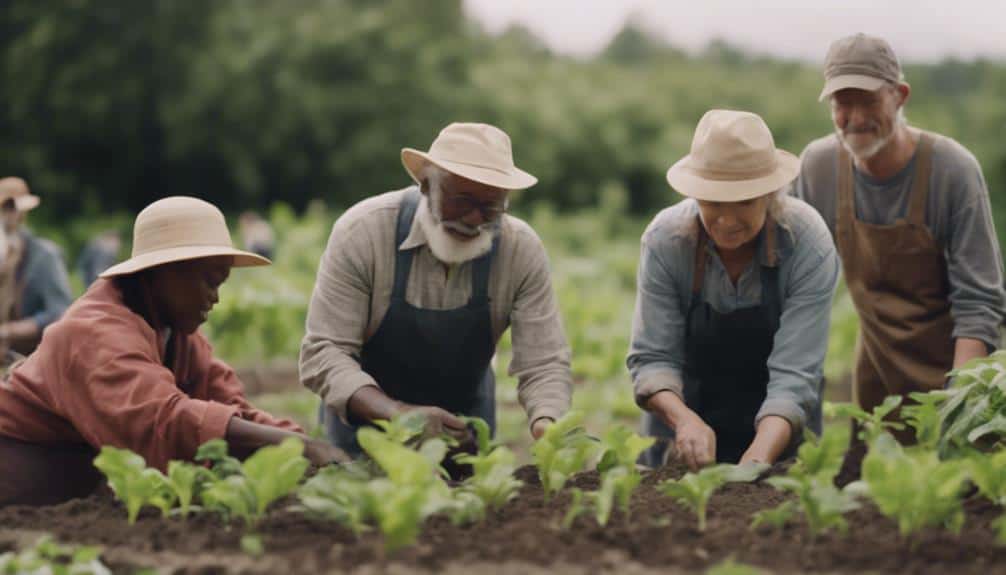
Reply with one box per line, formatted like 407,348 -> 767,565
402,122 -> 538,190
100,196 -> 270,278
666,110 -> 800,202
0,177 -> 41,212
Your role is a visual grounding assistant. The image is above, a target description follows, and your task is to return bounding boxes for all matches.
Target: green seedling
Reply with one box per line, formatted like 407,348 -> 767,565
902,391 -> 945,449
789,426 -> 850,481
936,352 -> 1006,456
765,475 -> 859,537
826,396 -> 904,443
659,463 -> 766,532
965,449 -> 1006,505
861,433 -> 968,542
750,500 -> 797,531
165,460 -> 213,518
531,411 -> 602,501
93,446 -> 173,524
0,536 -> 111,575
202,438 -> 309,525
455,444 -> 523,517
195,438 -> 243,478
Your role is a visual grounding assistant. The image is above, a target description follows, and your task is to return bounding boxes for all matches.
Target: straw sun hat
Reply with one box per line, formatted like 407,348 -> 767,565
100,196 -> 270,278
666,110 -> 800,202
401,122 -> 538,190
0,177 -> 41,212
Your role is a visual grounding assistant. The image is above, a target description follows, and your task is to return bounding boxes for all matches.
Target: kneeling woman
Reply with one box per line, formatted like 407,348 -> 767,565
629,110 -> 839,469
0,197 -> 347,505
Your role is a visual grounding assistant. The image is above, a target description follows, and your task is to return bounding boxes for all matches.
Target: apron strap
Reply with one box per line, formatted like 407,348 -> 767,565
906,132 -> 934,227
836,143 -> 854,235
469,236 -> 499,305
391,188 -> 422,301
692,217 -> 708,296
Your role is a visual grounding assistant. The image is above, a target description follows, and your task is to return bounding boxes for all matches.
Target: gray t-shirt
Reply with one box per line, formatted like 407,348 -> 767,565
793,132 -> 1005,349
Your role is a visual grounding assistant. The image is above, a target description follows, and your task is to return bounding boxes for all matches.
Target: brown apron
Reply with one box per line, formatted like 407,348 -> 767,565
836,132 -> 955,423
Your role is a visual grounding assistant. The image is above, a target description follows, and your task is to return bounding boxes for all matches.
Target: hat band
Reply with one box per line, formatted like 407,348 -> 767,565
425,153 -> 516,176
825,63 -> 898,81
684,160 -> 778,182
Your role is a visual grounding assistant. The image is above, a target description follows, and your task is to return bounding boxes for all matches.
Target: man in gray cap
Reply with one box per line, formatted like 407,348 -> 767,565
793,33 -> 1005,428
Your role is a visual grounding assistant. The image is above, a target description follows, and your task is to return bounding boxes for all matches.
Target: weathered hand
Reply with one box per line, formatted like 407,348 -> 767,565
531,417 -> 553,440
673,412 -> 717,471
399,404 -> 471,442
304,439 -> 351,466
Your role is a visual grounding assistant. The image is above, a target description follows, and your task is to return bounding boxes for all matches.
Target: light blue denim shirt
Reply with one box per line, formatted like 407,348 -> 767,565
627,196 -> 840,434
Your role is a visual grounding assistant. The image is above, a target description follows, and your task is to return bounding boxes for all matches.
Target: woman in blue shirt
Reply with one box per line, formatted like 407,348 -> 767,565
628,110 -> 839,469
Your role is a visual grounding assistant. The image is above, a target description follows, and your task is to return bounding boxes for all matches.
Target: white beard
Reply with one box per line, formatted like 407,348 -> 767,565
415,193 -> 495,265
836,128 -> 894,161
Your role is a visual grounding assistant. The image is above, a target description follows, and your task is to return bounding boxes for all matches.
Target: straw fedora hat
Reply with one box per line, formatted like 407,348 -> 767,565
401,122 -> 538,190
666,110 -> 799,202
0,177 -> 41,212
100,196 -> 270,278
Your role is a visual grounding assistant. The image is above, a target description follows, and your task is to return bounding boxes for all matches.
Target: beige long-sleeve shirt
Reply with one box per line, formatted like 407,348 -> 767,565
300,187 -> 572,429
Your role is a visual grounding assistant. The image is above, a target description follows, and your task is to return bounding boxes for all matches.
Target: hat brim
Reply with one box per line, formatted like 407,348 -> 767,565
401,149 -> 538,190
818,74 -> 888,101
665,150 -> 800,202
13,195 -> 40,212
99,245 -> 270,278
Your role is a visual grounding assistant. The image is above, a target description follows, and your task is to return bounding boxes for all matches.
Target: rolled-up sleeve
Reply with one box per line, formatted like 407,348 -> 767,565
757,224 -> 839,435
299,216 -> 380,423
627,234 -> 688,407
945,162 -> 1005,349
57,348 -> 239,471
508,230 -> 572,427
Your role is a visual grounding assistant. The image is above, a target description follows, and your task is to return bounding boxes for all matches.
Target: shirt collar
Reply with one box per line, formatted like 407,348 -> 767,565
398,207 -> 429,252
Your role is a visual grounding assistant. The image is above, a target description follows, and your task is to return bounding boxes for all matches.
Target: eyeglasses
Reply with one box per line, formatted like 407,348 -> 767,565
442,193 -> 509,221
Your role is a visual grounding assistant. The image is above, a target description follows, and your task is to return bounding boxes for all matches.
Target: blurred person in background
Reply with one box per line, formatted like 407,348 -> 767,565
77,230 -> 123,287
239,211 -> 275,260
0,196 -> 347,506
793,34 -> 1006,432
301,122 -> 572,456
630,110 -> 839,469
0,177 -> 72,363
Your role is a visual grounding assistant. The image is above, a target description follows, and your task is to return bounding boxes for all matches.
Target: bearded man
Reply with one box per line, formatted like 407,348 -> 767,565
300,122 -> 572,453
793,33 -> 1005,424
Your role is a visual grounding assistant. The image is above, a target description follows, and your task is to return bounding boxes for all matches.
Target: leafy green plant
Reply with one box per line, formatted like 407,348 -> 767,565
165,460 -> 213,518
788,426 -> 850,481
705,556 -> 769,575
994,514 -> 1006,545
373,410 -> 429,445
454,444 -> 523,518
93,446 -> 173,524
0,536 -> 110,575
575,426 -> 655,526
902,391 -> 946,449
531,411 -> 601,502
659,463 -> 766,532
860,433 -> 969,541
934,352 -> 1006,456
764,475 -> 860,537
965,450 -> 1006,505
195,438 -> 243,478
750,500 -> 797,531
298,462 -> 374,535
202,437 -> 310,525
825,396 -> 905,443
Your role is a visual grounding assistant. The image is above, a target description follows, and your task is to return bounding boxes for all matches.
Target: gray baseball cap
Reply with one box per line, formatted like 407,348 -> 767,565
819,33 -> 902,101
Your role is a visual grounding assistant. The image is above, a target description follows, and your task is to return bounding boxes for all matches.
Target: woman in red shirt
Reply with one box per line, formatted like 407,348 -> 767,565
0,196 -> 347,506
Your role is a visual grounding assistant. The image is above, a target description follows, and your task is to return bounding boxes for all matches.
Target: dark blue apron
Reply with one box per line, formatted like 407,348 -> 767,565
322,188 -> 497,455
641,217 -> 812,466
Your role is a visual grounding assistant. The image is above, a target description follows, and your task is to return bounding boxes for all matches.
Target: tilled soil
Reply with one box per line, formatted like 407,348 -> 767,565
1,462 -> 1003,574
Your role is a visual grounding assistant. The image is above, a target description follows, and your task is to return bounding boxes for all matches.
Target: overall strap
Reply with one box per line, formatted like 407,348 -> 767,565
391,188 -> 422,301
836,144 -> 855,230
906,132 -> 934,226
692,217 -> 708,296
469,235 -> 499,305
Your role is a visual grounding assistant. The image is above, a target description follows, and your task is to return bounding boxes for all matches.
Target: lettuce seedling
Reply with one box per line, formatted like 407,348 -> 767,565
825,396 -> 904,443
966,450 -> 1006,505
166,460 -> 213,518
561,488 -> 587,530
373,410 -> 429,445
789,426 -> 850,481
936,352 -> 1006,456
455,445 -> 523,516
994,514 -> 1006,545
750,500 -> 797,531
901,391 -> 946,449
93,446 -> 173,524
195,438 -> 243,479
531,411 -> 601,501
202,438 -> 309,525
764,475 -> 859,537
861,433 -> 968,541
298,462 -> 373,535
0,536 -> 111,575
659,463 -> 766,532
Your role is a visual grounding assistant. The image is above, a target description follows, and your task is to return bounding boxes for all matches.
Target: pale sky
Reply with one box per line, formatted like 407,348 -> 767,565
463,0 -> 1006,63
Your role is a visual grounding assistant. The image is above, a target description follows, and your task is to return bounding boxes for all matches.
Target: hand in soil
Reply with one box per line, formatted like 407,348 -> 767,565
399,404 -> 472,444
674,413 -> 717,471
304,439 -> 351,466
